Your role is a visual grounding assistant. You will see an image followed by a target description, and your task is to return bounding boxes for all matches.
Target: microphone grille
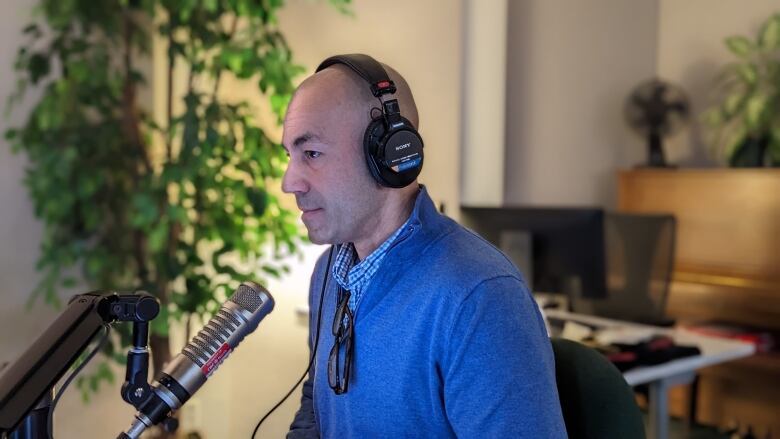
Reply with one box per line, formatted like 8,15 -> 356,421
182,308 -> 241,367
230,282 -> 268,313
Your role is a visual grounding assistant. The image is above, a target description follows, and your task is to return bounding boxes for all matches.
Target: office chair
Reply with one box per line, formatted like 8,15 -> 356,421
571,213 -> 676,326
552,338 -> 646,439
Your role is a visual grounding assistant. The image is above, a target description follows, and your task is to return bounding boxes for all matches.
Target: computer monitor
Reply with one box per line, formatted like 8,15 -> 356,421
460,207 -> 607,299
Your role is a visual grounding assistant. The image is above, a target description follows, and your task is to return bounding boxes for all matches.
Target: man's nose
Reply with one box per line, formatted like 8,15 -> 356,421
282,159 -> 308,195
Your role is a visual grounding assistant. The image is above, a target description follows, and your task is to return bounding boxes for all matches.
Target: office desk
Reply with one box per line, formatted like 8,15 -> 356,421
545,309 -> 756,439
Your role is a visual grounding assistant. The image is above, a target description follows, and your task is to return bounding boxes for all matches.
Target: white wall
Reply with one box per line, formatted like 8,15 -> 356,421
657,0 -> 780,166
460,0 -> 508,207
503,0 -> 659,208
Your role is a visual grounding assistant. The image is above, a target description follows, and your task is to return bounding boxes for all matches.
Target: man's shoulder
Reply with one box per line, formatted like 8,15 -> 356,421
418,218 -> 528,293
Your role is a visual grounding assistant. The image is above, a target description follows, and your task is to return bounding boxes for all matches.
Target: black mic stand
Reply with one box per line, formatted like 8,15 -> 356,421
6,390 -> 53,439
0,292 -> 160,439
121,319 -> 153,407
117,301 -> 178,435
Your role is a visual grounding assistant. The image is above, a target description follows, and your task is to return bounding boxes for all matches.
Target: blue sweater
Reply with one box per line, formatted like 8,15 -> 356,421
288,188 -> 566,438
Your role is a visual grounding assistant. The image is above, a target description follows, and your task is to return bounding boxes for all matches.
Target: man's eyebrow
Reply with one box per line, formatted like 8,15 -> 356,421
283,132 -> 319,152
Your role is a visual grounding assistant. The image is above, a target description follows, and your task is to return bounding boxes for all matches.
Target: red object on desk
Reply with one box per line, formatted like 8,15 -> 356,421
682,324 -> 775,354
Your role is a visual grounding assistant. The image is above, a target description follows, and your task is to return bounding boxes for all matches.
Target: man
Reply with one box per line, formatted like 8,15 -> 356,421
282,54 -> 565,438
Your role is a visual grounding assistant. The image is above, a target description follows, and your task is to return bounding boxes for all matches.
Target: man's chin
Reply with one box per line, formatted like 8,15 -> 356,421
306,230 -> 332,246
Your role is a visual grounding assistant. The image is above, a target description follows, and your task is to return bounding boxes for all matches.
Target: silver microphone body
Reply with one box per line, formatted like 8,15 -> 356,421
118,281 -> 274,439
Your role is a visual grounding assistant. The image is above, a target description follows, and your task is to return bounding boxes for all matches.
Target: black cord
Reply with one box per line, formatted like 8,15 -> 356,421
251,246 -> 335,439
47,324 -> 111,439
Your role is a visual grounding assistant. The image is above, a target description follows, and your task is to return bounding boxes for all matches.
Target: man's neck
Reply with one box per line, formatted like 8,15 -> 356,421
352,188 -> 417,260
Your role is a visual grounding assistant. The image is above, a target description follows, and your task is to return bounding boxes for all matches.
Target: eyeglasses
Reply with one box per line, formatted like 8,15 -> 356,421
328,288 -> 353,395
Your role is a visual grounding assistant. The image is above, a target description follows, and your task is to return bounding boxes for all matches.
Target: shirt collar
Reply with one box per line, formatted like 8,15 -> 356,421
331,186 -> 426,290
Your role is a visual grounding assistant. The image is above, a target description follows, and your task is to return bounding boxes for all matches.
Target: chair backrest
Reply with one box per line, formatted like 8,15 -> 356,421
552,338 -> 646,439
571,213 -> 676,325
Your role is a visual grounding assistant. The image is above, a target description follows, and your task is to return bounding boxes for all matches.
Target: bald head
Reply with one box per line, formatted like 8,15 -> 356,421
291,61 -> 419,131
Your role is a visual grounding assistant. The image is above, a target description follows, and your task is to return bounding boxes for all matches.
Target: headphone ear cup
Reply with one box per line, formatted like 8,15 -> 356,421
363,115 -> 424,188
363,117 -> 388,186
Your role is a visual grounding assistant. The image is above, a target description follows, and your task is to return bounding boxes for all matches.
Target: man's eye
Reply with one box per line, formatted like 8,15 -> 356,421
305,151 -> 322,159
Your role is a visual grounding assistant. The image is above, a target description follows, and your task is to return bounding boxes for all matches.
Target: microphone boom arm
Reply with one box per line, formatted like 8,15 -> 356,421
0,291 -> 160,437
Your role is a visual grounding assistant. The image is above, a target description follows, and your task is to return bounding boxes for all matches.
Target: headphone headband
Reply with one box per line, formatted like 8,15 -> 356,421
316,54 -> 397,98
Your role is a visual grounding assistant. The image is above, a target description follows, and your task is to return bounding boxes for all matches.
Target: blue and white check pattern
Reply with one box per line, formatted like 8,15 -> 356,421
332,217 -> 412,313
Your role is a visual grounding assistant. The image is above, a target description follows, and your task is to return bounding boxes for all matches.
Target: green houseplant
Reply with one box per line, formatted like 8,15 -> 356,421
4,0 -> 349,410
703,13 -> 780,167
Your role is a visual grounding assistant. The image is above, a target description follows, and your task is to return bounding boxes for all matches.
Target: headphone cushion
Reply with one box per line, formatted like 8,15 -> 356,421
363,117 -> 387,185
363,116 -> 424,188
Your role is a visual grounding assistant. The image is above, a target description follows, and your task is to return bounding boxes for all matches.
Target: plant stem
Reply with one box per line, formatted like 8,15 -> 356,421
121,8 -> 152,174
166,13 -> 176,163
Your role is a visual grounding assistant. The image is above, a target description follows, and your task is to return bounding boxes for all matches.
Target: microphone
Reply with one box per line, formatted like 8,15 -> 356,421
117,281 -> 274,439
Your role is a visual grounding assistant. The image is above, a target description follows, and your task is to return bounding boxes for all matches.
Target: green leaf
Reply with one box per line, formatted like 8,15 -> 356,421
203,0 -> 218,12
224,50 -> 243,73
77,377 -> 91,403
112,352 -> 127,365
151,305 -> 171,337
261,265 -> 281,277
734,63 -> 757,85
328,0 -> 354,16
725,36 -> 754,58
22,24 -> 40,36
701,108 -> 723,126
96,361 -> 115,384
724,125 -> 748,160
28,53 -> 50,84
759,15 -> 780,49
270,93 -> 291,122
723,92 -> 746,117
147,219 -> 169,253
744,94 -> 768,132
247,188 -> 268,216
134,189 -> 161,213
77,174 -> 100,198
85,254 -> 107,279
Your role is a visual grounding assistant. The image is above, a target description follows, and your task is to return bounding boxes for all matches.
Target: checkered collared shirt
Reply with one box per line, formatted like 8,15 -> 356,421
332,216 -> 412,313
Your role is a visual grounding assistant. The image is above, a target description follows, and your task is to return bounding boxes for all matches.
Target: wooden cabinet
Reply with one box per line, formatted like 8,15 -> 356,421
618,169 -> 780,434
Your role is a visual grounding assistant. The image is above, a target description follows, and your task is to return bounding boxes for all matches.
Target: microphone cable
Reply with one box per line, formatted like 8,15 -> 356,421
251,246 -> 335,438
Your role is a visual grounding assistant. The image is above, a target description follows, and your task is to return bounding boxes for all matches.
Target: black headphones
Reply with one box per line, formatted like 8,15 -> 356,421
316,54 -> 424,188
